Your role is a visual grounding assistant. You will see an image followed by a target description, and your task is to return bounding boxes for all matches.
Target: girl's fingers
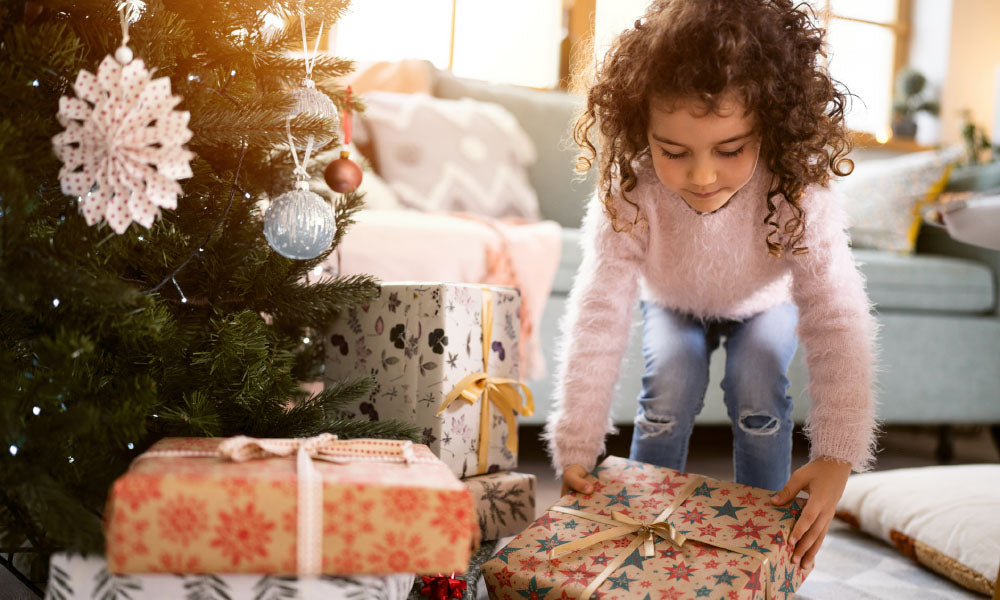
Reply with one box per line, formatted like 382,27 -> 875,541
562,465 -> 594,495
792,507 -> 827,564
566,472 -> 593,494
789,504 -> 821,560
799,521 -> 829,570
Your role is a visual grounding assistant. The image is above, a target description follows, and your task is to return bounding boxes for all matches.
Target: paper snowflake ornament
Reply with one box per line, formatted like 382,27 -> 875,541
52,55 -> 194,234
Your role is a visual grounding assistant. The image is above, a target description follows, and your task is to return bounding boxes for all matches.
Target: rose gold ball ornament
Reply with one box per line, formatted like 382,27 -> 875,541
322,86 -> 363,194
24,1 -> 43,24
324,150 -> 363,193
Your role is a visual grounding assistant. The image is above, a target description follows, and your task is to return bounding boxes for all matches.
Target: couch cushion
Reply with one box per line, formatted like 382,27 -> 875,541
553,229 -> 995,314
433,71 -> 595,228
854,249 -> 995,313
354,91 -> 540,219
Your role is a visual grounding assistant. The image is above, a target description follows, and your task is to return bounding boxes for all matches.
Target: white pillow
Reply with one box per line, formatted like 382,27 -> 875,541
353,91 -> 540,220
834,464 -> 1000,596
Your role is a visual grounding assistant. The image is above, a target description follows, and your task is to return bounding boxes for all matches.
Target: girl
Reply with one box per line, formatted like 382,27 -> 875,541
542,0 -> 880,573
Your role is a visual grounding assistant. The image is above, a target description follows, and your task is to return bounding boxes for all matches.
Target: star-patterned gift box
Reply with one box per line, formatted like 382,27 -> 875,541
323,283 -> 533,478
482,456 -> 812,600
463,471 -> 536,541
104,436 -> 476,576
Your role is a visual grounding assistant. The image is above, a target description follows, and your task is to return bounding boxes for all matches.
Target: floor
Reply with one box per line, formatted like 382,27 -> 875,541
3,424 -> 997,600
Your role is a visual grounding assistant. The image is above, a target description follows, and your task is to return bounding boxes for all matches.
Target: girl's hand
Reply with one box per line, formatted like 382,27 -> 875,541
561,464 -> 595,496
769,456 -> 852,571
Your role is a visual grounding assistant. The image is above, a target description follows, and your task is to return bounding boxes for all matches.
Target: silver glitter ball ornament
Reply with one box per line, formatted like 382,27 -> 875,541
263,188 -> 336,260
287,79 -> 338,153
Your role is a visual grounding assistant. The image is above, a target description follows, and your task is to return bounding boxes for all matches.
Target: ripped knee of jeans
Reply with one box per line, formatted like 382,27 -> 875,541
738,412 -> 780,435
635,411 -> 676,438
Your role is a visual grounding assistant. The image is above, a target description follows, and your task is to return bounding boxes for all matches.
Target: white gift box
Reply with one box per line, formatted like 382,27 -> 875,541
45,553 -> 415,600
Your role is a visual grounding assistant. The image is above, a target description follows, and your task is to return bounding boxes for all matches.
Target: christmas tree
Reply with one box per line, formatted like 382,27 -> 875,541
0,0 -> 413,582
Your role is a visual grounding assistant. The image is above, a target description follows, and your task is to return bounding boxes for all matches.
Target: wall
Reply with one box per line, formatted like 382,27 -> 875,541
939,0 -> 1000,145
907,0 -> 952,146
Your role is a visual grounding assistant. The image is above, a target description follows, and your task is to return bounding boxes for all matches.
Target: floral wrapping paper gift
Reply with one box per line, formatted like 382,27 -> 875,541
46,552 -> 416,600
324,283 -> 533,478
104,435 -> 476,576
463,471 -> 536,541
483,456 -> 813,600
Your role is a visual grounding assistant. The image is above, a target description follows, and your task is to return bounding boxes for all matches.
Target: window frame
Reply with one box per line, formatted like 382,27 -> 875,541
566,0 -> 926,150
813,0 -> 930,150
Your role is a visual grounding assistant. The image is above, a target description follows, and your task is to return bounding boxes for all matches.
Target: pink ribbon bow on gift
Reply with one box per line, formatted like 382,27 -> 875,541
142,433 -> 428,576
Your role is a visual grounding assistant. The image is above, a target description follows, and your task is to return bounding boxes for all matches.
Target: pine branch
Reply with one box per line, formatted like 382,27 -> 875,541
263,274 -> 379,331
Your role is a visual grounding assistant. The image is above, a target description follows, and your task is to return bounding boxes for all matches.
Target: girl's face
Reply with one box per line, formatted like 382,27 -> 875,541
646,93 -> 761,214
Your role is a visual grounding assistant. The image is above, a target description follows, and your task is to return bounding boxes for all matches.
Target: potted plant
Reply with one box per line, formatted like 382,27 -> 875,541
891,68 -> 940,139
946,109 -> 1000,192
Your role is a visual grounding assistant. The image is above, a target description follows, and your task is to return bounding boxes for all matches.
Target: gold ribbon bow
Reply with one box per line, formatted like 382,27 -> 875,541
139,434 -> 427,576
437,287 -> 534,474
547,476 -> 775,600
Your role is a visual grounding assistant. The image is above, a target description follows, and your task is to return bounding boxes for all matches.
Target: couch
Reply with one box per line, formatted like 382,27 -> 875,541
383,67 -> 1000,457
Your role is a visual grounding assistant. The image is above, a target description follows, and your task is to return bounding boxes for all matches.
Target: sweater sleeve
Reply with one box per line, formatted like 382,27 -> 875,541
787,185 -> 881,473
541,190 -> 648,478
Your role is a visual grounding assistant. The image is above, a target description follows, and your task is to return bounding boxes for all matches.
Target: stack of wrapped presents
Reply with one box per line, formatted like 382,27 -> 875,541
47,281 -> 815,600
324,283 -> 540,600
45,282 -> 537,600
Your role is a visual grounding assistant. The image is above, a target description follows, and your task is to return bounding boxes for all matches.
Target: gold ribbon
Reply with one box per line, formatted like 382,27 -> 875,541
437,287 -> 534,474
138,434 -> 430,576
547,476 -> 775,600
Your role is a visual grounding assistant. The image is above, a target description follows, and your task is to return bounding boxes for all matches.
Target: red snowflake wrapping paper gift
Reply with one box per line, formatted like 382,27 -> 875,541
482,456 -> 813,600
104,434 -> 476,576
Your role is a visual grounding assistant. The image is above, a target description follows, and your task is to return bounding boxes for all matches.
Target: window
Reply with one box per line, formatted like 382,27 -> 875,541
808,1 -> 912,141
331,0 -> 563,89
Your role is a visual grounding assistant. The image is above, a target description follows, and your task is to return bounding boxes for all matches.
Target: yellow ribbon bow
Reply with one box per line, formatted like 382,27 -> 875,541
437,287 -> 534,474
546,476 -> 775,600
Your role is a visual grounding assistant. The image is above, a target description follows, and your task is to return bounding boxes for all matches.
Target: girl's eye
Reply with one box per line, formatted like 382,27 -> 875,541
718,146 -> 746,158
660,148 -> 686,159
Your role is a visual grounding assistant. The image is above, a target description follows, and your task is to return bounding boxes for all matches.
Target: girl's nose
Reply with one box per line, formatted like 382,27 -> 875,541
689,160 -> 717,188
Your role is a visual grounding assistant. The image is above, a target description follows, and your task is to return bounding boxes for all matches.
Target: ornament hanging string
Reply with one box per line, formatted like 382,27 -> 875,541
118,7 -> 130,47
342,86 -> 353,145
285,13 -> 327,188
115,1 -> 143,64
299,14 -> 324,80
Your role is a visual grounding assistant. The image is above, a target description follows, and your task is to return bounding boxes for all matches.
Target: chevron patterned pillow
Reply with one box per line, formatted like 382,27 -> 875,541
354,91 -> 540,220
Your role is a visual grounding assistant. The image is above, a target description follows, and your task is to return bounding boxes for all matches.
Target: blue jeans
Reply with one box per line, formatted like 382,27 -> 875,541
629,300 -> 799,491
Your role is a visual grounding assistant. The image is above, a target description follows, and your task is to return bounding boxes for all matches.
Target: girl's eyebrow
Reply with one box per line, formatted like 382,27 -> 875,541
651,131 -> 754,147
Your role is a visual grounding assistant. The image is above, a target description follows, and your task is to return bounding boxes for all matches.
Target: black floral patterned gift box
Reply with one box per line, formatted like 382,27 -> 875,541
324,283 -> 534,478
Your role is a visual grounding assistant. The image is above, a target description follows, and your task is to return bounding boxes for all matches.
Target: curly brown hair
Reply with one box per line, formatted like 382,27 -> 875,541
574,0 -> 854,257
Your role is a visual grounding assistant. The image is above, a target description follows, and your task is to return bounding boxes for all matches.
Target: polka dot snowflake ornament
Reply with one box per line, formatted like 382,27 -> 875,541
52,54 -> 194,234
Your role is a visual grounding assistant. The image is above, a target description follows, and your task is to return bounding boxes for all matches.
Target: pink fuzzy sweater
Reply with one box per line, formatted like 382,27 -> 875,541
542,161 -> 880,477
